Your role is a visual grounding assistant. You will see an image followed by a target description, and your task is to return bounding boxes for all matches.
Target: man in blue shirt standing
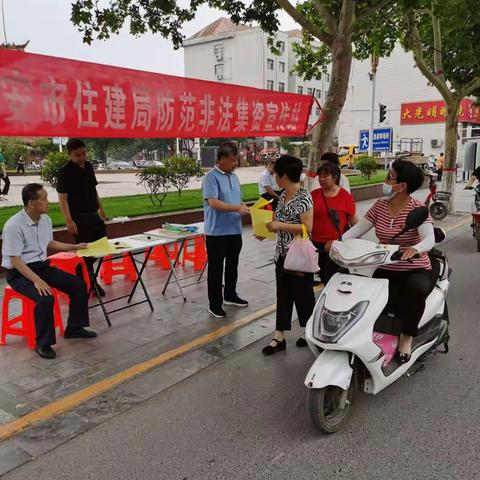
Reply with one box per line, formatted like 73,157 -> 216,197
203,142 -> 250,318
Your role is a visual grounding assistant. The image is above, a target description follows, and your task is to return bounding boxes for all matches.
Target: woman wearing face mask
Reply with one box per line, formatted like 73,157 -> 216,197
326,160 -> 435,362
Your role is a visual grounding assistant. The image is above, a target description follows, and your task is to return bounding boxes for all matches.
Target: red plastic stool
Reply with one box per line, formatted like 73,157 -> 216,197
48,252 -> 91,291
1,287 -> 64,349
100,253 -> 137,285
181,237 -> 207,271
147,243 -> 179,270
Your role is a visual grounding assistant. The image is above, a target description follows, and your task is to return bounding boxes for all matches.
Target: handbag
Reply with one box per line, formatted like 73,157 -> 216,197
283,224 -> 319,273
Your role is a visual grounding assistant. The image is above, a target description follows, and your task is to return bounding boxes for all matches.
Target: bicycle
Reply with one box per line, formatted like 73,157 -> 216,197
424,174 -> 451,220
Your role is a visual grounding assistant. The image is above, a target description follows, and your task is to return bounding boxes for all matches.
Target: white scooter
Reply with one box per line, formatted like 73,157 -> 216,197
304,207 -> 451,433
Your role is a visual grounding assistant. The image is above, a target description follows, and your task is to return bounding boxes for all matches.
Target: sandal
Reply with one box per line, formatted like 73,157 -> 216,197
296,337 -> 308,348
397,351 -> 412,364
262,338 -> 286,356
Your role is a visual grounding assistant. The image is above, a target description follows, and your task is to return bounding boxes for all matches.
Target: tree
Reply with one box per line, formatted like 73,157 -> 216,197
137,166 -> 171,207
399,0 -> 480,211
165,155 -> 203,197
41,151 -> 69,188
0,137 -> 29,168
70,0 -> 398,189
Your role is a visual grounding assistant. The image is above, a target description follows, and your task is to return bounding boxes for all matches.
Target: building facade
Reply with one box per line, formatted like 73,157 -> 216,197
183,18 -> 326,128
184,18 -> 478,162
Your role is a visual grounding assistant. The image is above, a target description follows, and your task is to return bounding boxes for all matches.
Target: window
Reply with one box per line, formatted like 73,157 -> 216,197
267,58 -> 274,70
278,41 -> 286,54
267,80 -> 274,90
315,107 -> 321,116
214,64 -> 224,79
316,73 -> 322,81
279,61 -> 285,73
307,87 -> 313,96
297,86 -> 304,95
316,90 -> 322,99
326,73 -> 331,83
278,82 -> 285,92
214,44 -> 224,60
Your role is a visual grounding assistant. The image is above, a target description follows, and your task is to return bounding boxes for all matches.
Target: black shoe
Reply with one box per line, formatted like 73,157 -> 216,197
35,345 -> 56,360
296,337 -> 308,348
224,296 -> 248,307
93,284 -> 106,297
262,338 -> 286,356
208,307 -> 227,319
64,327 -> 98,339
397,351 -> 412,364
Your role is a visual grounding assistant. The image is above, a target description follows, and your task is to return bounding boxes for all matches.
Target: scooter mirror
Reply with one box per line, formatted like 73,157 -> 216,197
404,206 -> 429,230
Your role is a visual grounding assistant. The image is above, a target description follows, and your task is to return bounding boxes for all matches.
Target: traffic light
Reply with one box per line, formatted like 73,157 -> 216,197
379,104 -> 387,123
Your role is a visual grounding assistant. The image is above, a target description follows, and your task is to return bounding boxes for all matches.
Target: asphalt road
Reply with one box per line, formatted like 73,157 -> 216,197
5,224 -> 480,480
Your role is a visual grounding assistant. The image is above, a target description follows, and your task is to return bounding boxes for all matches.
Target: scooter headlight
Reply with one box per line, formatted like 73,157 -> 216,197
330,245 -> 388,267
313,296 -> 369,343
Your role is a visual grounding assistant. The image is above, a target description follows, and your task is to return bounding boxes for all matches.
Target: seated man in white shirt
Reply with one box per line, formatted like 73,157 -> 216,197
258,158 -> 282,210
2,184 -> 96,360
321,152 -> 351,192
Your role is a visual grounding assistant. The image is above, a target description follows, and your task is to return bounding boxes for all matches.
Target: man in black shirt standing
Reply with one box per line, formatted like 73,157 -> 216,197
57,138 -> 107,296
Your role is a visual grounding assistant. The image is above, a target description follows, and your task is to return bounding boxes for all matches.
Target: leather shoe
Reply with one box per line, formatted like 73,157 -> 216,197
64,327 -> 98,339
35,345 -> 56,360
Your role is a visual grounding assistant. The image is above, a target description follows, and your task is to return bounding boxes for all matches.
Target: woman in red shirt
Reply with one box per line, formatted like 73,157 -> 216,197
311,163 -> 358,285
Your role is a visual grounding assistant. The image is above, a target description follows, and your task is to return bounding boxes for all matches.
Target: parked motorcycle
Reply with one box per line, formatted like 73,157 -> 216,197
304,207 -> 451,433
424,174 -> 451,220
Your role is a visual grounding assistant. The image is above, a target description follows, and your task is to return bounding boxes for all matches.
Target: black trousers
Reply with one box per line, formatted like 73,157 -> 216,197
374,268 -> 435,337
275,256 -> 315,331
313,241 -> 345,285
0,173 -> 10,195
72,212 -> 107,286
17,165 -> 25,174
7,261 -> 89,347
206,235 -> 242,309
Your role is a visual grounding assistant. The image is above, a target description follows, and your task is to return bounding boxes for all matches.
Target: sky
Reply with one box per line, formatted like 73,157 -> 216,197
2,0 -> 299,76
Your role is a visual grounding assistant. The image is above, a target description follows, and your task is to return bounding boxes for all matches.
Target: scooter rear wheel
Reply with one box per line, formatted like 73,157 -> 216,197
307,380 -> 356,434
430,202 -> 448,220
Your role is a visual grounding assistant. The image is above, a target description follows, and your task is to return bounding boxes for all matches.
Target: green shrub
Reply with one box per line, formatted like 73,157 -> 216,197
137,166 -> 171,207
40,151 -> 69,188
355,155 -> 378,180
165,155 -> 204,197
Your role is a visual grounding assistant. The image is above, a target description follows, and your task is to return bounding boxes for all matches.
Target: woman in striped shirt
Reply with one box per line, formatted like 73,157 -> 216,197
332,160 -> 435,363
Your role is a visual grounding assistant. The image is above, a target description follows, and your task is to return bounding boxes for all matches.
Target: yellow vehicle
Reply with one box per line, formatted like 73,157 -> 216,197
338,145 -> 360,169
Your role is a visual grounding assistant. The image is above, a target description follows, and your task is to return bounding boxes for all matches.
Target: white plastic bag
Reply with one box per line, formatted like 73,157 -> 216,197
283,225 -> 319,273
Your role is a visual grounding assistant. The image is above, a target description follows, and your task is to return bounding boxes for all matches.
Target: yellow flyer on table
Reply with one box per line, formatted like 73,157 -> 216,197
251,198 -> 275,240
77,237 -> 117,257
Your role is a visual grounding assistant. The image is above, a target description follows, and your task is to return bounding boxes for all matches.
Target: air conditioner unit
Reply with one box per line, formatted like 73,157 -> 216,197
431,138 -> 443,148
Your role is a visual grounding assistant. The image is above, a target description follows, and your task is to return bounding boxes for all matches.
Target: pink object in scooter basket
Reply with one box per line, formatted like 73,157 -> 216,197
373,332 -> 399,367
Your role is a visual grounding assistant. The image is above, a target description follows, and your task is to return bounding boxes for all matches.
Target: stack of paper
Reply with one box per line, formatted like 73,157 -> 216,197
76,237 -> 117,257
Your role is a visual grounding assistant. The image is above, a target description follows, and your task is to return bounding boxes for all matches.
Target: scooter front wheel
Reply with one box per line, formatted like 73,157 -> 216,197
307,380 -> 356,434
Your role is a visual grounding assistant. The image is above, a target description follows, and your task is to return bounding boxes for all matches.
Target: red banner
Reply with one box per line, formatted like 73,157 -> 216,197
400,98 -> 480,125
0,50 -> 313,138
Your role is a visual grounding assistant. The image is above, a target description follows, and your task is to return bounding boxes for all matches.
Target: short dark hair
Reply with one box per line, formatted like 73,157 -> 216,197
274,155 -> 303,183
317,162 -> 341,183
391,159 -> 424,193
66,138 -> 86,153
217,142 -> 238,162
22,183 -> 44,206
320,152 -> 340,166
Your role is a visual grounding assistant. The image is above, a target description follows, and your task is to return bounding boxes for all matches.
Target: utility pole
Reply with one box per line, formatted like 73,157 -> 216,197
368,51 -> 379,157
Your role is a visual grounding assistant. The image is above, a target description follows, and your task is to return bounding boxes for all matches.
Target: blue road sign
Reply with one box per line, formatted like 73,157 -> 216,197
358,128 -> 393,152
